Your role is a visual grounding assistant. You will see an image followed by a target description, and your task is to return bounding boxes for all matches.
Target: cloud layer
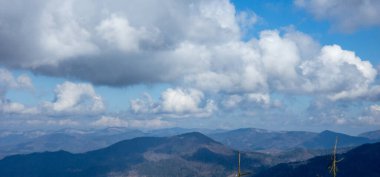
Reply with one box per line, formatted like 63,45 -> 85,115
0,0 -> 379,130
295,0 -> 380,32
0,0 -> 377,100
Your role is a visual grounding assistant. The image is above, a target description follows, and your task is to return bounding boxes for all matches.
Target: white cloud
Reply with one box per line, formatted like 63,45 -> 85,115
39,0 -> 98,65
96,14 -> 158,52
44,81 -> 105,114
0,100 -> 38,115
237,10 -> 259,30
0,0 -> 241,86
355,104 -> 380,125
222,95 -> 243,109
370,104 -> 380,112
300,45 -> 377,100
130,93 -> 157,114
0,0 -> 377,104
26,119 -> 79,126
221,93 -> 271,110
259,30 -> 301,90
130,88 -> 216,118
161,88 -> 204,114
0,0 -> 379,127
0,68 -> 33,96
92,116 -> 128,127
92,116 -> 171,129
295,0 -> 380,32
0,68 -> 36,115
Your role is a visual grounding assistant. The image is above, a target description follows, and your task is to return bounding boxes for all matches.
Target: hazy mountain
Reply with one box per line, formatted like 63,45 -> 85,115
146,127 -> 227,137
359,129 -> 380,140
209,128 -> 316,152
255,142 -> 380,177
301,130 -> 371,149
0,132 -> 277,177
209,128 -> 371,152
0,130 -> 49,146
0,127 -> 230,159
0,127 -> 371,161
0,128 -> 147,159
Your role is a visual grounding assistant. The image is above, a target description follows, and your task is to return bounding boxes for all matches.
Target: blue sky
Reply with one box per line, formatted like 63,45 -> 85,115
0,0 -> 379,135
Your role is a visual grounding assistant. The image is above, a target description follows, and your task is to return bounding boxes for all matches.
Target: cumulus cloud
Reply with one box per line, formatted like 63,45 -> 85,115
43,81 -> 105,115
237,10 -> 259,31
0,0 -> 379,127
131,88 -> 216,118
300,45 -> 377,100
222,93 -> 271,109
0,0 -> 377,102
370,104 -> 380,112
0,68 -> 36,115
0,100 -> 38,115
0,0 -> 240,86
0,68 -> 33,96
295,0 -> 380,32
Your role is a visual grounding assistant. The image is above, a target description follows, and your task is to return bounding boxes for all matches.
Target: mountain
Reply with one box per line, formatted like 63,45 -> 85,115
301,130 -> 371,149
359,129 -> 380,141
209,128 -> 316,152
255,142 -> 380,177
146,127 -> 227,137
209,128 -> 371,152
0,132 -> 277,177
0,128 -> 147,159
1,127 -> 371,161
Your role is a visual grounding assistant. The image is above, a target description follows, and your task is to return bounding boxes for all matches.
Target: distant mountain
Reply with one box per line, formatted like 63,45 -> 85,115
1,127 -> 372,161
301,130 -> 371,149
0,127 -> 230,159
209,128 -> 316,152
209,128 -> 371,152
255,142 -> 380,177
0,132 -> 276,177
359,129 -> 380,141
0,128 -> 147,159
146,127 -> 227,137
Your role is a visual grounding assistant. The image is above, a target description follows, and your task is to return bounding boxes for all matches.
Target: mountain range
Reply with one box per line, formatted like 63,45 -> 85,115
0,132 -> 277,177
359,129 -> 380,141
0,130 -> 379,177
209,128 -> 372,152
1,127 -> 378,160
255,142 -> 380,177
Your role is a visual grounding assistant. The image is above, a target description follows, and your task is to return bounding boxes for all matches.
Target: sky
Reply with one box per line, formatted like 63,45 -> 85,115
0,0 -> 380,135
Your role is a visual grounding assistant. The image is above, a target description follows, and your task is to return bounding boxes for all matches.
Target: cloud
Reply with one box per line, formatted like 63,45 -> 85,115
0,68 -> 33,97
131,88 -> 216,118
222,93 -> 271,109
300,44 -> 377,100
43,81 -> 105,115
0,0 -> 240,86
0,0 -> 377,102
0,68 -> 36,115
96,14 -> 154,52
370,104 -> 380,112
0,100 -> 38,115
25,119 -> 79,126
295,0 -> 380,32
357,105 -> 380,125
237,10 -> 260,30
92,116 -> 128,127
0,0 -> 379,129
183,29 -> 377,101
92,116 -> 172,129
